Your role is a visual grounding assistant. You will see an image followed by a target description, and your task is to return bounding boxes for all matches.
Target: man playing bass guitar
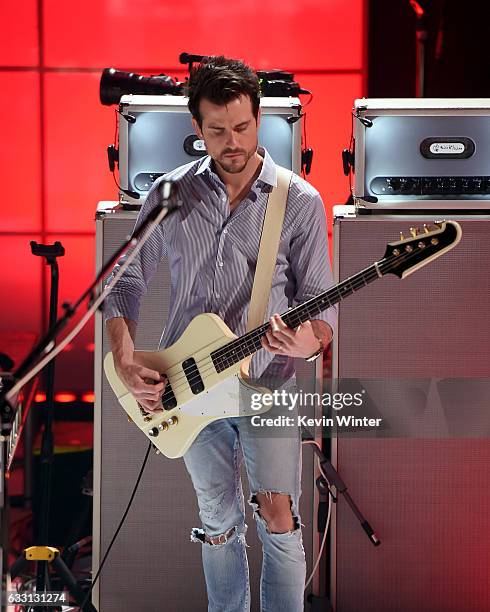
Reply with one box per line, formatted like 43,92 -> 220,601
105,56 -> 335,612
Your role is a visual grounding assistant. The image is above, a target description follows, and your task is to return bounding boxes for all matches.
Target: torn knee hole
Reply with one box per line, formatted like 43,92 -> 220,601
250,492 -> 300,534
190,526 -> 236,546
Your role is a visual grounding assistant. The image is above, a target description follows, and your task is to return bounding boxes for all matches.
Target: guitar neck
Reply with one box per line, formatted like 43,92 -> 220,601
211,259 -> 384,372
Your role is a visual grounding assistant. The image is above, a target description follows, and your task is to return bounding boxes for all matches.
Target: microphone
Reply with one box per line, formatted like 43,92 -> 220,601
138,180 -> 180,224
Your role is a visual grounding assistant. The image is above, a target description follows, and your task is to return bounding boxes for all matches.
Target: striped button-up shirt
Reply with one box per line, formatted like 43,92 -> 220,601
104,147 -> 336,379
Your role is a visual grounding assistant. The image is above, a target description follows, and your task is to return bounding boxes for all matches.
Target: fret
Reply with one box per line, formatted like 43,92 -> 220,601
211,261 -> 385,372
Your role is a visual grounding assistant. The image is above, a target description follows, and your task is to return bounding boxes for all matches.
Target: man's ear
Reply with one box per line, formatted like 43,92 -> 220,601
192,117 -> 203,139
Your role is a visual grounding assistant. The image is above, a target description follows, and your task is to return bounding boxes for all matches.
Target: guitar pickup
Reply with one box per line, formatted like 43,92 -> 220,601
182,357 -> 205,395
161,379 -> 177,410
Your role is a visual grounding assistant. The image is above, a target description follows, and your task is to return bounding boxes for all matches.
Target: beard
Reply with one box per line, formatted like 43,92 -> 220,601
215,146 -> 256,174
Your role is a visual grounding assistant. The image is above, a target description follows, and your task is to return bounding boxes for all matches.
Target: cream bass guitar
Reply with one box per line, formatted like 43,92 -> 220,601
104,220 -> 461,458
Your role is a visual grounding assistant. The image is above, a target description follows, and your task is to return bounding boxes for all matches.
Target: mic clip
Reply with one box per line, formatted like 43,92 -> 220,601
302,148 -> 314,175
107,145 -> 119,172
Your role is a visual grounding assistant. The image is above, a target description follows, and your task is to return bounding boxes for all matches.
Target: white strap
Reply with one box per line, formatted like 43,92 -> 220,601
241,166 -> 292,377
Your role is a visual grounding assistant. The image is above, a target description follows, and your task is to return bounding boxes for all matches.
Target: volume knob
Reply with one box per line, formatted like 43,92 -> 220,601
148,422 -> 169,437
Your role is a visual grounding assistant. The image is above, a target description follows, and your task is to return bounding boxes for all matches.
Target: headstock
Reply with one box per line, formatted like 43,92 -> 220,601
382,220 -> 462,279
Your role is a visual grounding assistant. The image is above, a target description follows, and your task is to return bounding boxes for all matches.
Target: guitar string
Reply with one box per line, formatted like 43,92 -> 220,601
165,239 -> 422,392
156,268 -> 389,402
208,239 -> 435,363
140,241 -> 448,405
156,266 -> 380,403
169,256 -> 384,385
155,243 -> 442,404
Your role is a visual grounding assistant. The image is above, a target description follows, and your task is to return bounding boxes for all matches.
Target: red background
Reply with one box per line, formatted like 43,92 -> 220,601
0,0 -> 366,393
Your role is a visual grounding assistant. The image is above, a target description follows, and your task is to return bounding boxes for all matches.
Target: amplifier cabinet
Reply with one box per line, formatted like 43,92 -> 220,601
331,210 -> 490,612
117,95 -> 302,205
352,98 -> 490,210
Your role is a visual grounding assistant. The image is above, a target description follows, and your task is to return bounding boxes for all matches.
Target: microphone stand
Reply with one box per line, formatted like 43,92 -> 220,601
409,0 -> 429,97
302,427 -> 381,612
31,240 -> 65,611
1,181 -> 180,412
2,181 -> 180,610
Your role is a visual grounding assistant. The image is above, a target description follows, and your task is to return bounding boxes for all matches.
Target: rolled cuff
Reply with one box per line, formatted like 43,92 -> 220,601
103,289 -> 141,323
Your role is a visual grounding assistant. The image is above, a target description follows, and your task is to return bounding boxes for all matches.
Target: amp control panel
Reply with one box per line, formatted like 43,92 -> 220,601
370,176 -> 490,197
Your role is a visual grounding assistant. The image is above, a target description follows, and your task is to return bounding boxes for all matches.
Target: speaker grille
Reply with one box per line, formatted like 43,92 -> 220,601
333,217 -> 490,612
94,212 -> 317,610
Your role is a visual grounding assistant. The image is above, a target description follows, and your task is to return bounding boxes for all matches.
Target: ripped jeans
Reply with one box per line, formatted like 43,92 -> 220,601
183,416 -> 305,612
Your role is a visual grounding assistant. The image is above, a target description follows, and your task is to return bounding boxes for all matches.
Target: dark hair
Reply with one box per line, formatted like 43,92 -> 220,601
184,56 -> 260,127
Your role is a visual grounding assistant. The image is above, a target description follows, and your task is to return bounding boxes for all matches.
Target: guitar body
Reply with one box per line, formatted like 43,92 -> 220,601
104,313 -> 270,458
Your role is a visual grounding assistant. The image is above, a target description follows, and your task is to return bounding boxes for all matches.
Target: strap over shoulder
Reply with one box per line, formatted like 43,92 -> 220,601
240,166 -> 293,378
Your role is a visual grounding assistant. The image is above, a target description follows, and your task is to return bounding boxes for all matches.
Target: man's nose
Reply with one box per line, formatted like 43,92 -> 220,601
225,130 -> 239,147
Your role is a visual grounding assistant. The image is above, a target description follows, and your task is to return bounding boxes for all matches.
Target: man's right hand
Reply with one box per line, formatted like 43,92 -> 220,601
115,360 -> 167,413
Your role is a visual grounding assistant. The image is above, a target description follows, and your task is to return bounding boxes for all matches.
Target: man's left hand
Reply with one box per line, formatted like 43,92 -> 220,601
261,314 -> 322,359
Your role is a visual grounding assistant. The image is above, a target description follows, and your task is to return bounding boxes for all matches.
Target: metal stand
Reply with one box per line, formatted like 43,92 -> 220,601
33,242 -> 63,604
0,373 -> 9,606
303,428 -> 381,547
8,243 -> 95,611
409,0 -> 429,97
302,426 -> 381,610
62,470 -> 93,570
10,546 -> 96,611
0,181 -> 182,612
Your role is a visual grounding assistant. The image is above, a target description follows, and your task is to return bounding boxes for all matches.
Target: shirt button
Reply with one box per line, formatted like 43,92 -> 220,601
218,261 -> 224,267
223,229 -> 228,235
221,195 -> 227,203
215,293 -> 221,299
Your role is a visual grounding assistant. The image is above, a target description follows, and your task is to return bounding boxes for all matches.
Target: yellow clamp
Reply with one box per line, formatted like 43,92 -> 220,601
24,546 -> 59,562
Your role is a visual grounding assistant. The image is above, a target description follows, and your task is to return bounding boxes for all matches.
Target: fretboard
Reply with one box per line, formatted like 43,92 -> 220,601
211,259 -> 385,373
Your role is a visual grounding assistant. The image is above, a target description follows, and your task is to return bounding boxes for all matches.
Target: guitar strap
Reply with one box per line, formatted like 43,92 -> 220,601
240,165 -> 293,379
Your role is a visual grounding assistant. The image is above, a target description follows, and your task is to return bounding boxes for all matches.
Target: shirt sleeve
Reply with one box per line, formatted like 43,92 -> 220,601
288,191 -> 337,337
103,180 -> 168,323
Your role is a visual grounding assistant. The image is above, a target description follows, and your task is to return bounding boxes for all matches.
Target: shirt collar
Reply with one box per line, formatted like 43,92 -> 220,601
194,154 -> 212,176
194,146 -> 277,187
256,147 -> 277,187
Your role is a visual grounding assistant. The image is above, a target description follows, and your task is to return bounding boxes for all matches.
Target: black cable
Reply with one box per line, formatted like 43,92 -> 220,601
302,91 -> 314,108
111,169 -> 124,193
111,156 -> 140,200
79,441 -> 152,610
303,110 -> 308,149
348,112 -> 354,195
109,108 -> 141,200
113,108 -> 118,147
302,110 -> 309,179
111,110 -> 123,194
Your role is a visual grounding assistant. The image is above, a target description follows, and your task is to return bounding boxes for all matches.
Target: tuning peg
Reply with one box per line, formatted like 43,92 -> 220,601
423,224 -> 430,234
410,227 -> 417,238
400,231 -> 405,240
